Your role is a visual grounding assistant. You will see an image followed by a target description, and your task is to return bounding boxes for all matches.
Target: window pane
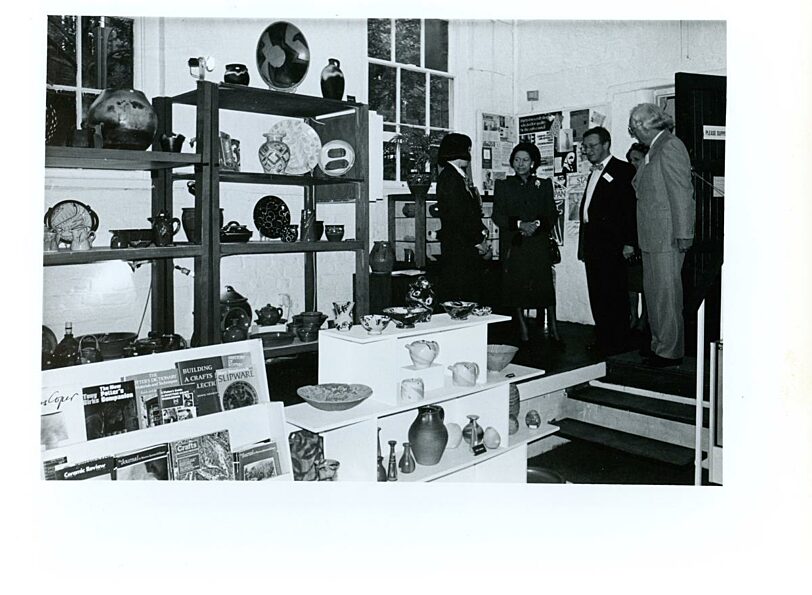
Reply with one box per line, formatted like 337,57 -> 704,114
81,17 -> 102,88
425,20 -> 448,72
47,15 -> 77,86
383,140 -> 396,181
46,88 -> 76,146
429,75 -> 450,129
367,19 -> 390,60
368,64 -> 396,123
395,19 -> 420,66
105,17 -> 134,89
399,126 -> 430,179
400,70 -> 425,126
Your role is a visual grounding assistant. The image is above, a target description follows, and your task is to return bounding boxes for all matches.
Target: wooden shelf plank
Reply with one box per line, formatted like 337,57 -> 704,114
285,398 -> 393,434
172,83 -> 364,117
173,171 -> 363,187
262,337 -> 319,358
46,147 -> 201,170
43,244 -> 203,266
318,313 -> 512,344
221,240 -> 364,256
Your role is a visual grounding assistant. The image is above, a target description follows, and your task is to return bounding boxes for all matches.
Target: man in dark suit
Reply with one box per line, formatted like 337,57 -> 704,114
577,126 -> 638,355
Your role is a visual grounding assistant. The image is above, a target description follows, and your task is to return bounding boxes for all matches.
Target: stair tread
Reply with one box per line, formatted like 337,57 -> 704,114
570,385 -> 708,425
605,352 -> 710,399
552,418 -> 695,466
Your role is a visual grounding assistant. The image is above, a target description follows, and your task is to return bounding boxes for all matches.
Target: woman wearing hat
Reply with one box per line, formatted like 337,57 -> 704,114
492,142 -> 558,343
435,132 -> 490,303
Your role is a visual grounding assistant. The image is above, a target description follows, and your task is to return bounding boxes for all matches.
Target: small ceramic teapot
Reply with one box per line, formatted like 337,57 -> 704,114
405,340 -> 439,369
148,210 -> 181,247
255,304 -> 284,326
70,227 -> 96,251
448,361 -> 479,386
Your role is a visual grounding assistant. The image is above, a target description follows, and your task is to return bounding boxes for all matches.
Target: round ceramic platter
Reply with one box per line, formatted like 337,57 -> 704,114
45,200 -> 98,242
318,139 -> 355,177
253,195 -> 291,239
255,21 -> 310,92
42,325 -> 57,353
267,120 -> 321,175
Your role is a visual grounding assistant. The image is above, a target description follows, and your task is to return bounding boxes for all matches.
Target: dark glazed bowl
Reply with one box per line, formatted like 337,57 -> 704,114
295,326 -> 320,343
382,306 -> 431,329
325,224 -> 344,242
258,331 -> 295,348
298,311 -> 327,328
441,300 -> 478,320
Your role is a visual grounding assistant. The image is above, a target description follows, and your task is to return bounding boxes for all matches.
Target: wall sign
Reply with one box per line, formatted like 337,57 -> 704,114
703,125 -> 726,140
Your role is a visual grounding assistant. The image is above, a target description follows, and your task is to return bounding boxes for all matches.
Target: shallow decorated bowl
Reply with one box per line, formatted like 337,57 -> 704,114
441,300 -> 478,320
486,344 -> 520,372
360,314 -> 391,335
297,383 -> 373,411
382,306 -> 431,329
471,305 -> 492,317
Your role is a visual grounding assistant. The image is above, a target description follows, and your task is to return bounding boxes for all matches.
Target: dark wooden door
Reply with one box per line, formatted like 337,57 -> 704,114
675,72 -> 726,351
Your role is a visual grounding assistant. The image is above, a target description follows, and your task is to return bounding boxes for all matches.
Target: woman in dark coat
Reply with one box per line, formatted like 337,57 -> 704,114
435,132 -> 490,303
492,142 -> 557,342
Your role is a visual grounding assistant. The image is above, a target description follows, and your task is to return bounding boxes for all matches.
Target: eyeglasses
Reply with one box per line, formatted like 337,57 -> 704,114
582,142 -> 602,150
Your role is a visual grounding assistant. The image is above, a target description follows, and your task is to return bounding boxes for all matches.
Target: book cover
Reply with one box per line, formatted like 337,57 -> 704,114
233,440 -> 281,481
169,430 -> 233,481
114,444 -> 170,480
43,456 -> 68,480
82,380 -> 139,440
174,356 -> 224,417
216,367 -> 260,411
157,384 -> 197,424
124,368 -> 180,428
54,457 -> 115,480
41,382 -> 87,451
223,351 -> 252,370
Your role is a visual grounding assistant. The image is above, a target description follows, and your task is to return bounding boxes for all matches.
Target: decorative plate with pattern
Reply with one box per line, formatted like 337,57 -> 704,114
44,200 -> 99,243
266,120 -> 321,175
253,195 -> 291,239
319,139 -> 355,177
255,21 -> 310,92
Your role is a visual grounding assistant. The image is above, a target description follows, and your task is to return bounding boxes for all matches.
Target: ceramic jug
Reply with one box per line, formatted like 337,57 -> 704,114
405,340 -> 439,369
255,304 -> 284,326
149,210 -> 181,247
448,361 -> 479,386
70,227 -> 96,251
79,335 -> 104,364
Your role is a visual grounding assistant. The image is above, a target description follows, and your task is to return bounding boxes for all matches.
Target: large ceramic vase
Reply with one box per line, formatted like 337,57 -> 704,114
86,89 -> 158,150
258,133 -> 291,174
369,240 -> 395,274
407,405 -> 448,466
181,207 -> 224,243
320,58 -> 345,100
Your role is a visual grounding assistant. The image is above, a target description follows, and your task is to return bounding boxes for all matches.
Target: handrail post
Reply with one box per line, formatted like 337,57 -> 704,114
694,300 -> 705,485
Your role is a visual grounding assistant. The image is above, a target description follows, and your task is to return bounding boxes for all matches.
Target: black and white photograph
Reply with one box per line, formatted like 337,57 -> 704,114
12,1 -> 812,592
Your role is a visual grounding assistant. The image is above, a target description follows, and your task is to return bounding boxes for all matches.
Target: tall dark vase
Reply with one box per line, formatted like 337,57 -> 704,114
86,89 -> 158,150
407,405 -> 448,466
369,240 -> 395,274
320,58 -> 345,101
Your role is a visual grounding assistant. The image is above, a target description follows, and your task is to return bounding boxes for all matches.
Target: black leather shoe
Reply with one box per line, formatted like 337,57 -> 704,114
644,354 -> 683,368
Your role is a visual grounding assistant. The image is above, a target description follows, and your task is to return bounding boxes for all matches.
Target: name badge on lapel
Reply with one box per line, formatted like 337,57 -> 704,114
602,172 -> 613,183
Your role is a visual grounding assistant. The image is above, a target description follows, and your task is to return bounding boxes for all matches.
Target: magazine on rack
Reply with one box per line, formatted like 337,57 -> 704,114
157,384 -> 197,424
54,456 -> 115,480
216,367 -> 261,410
174,356 -> 225,416
123,368 -> 180,428
114,444 -> 170,480
233,440 -> 281,480
168,429 -> 234,480
82,380 -> 140,440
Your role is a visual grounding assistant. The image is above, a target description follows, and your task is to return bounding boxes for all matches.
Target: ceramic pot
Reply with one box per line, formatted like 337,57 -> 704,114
224,63 -> 250,85
406,276 -> 435,321
462,414 -> 485,447
407,405 -> 448,466
149,210 -> 181,247
407,173 -> 433,197
255,304 -> 283,326
445,422 -> 463,449
405,340 -> 439,369
86,89 -> 158,150
399,378 -> 424,404
369,240 -> 395,273
448,362 -> 479,386
483,427 -> 501,449
258,132 -> 290,174
320,58 -> 345,100
332,301 -> 354,331
221,285 -> 252,331
181,207 -> 224,244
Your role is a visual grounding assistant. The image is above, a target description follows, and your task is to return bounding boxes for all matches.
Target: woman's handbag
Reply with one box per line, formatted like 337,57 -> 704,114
549,236 -> 561,265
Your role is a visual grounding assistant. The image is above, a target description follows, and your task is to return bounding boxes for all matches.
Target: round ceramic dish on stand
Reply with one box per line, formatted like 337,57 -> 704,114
265,120 -> 321,174
253,195 -> 291,239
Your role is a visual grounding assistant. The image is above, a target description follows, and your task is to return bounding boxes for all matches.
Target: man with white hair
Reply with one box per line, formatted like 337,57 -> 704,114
628,103 -> 695,367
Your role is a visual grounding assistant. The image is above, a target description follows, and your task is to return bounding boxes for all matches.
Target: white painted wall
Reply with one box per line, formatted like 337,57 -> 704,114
514,20 -> 726,323
43,18 -> 725,340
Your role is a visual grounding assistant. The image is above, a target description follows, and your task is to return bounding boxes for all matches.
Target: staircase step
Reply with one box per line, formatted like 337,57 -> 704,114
569,385 -> 708,426
605,352 -> 709,399
552,418 -> 695,466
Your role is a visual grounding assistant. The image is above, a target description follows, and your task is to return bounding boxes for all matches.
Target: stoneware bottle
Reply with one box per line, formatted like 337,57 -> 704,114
258,132 -> 290,174
369,240 -> 395,273
320,58 -> 345,100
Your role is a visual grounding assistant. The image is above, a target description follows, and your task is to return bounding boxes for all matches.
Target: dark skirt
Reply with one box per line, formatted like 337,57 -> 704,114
500,234 -> 555,307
